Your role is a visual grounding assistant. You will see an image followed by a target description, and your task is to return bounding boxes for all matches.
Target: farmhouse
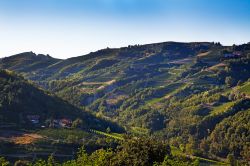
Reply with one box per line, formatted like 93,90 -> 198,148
233,51 -> 242,56
26,115 -> 40,124
51,118 -> 72,128
59,118 -> 72,128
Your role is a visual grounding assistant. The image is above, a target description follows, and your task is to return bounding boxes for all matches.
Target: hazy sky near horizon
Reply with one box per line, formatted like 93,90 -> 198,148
1,0 -> 250,59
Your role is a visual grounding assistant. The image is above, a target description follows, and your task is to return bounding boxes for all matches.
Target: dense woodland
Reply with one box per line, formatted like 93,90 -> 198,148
0,137 -> 203,166
0,42 -> 250,165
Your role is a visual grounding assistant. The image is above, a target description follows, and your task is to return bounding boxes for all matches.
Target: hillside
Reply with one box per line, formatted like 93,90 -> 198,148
0,70 -> 122,132
0,42 -> 218,106
1,41 -> 250,162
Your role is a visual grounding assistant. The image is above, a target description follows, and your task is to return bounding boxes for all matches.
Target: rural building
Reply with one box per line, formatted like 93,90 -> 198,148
26,115 -> 40,124
59,118 -> 72,128
224,51 -> 242,58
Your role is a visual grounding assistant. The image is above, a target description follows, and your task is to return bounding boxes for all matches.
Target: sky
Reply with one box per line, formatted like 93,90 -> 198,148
0,0 -> 250,59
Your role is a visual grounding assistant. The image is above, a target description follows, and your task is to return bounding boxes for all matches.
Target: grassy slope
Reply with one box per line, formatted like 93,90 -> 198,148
210,101 -> 237,115
238,81 -> 250,96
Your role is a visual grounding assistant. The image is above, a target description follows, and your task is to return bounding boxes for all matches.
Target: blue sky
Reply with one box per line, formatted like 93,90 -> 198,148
0,0 -> 250,59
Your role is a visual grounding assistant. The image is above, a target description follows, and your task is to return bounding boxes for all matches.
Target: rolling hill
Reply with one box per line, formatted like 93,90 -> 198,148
1,41 -> 250,162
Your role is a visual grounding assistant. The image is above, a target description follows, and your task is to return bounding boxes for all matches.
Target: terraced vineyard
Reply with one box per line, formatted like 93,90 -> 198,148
1,42 -> 250,164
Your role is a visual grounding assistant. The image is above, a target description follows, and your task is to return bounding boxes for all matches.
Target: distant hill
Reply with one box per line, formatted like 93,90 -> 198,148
0,42 -> 215,80
0,52 -> 60,72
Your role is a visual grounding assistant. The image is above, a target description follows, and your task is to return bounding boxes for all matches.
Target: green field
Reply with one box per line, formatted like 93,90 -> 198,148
170,146 -> 228,166
90,129 -> 124,140
210,101 -> 236,115
238,82 -> 250,96
130,126 -> 149,135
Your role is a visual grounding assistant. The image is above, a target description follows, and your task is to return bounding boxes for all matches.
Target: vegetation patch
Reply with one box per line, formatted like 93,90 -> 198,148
210,101 -> 237,115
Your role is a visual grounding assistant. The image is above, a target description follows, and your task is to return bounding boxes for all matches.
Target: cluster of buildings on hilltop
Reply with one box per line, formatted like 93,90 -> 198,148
26,115 -> 72,128
224,51 -> 242,58
51,118 -> 72,128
